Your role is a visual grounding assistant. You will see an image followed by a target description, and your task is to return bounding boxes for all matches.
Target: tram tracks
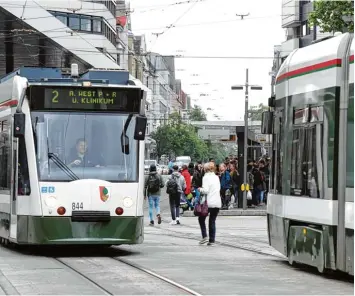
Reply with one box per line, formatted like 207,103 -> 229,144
148,220 -> 285,259
54,256 -> 201,295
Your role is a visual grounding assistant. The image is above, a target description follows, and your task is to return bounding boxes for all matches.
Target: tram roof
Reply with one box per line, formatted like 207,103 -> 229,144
0,66 -> 133,86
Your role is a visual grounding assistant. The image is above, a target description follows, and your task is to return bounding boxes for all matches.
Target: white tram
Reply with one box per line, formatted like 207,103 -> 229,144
0,65 -> 147,245
262,33 -> 354,275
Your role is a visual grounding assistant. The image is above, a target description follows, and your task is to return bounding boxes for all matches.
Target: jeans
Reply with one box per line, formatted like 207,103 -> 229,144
169,194 -> 180,220
193,189 -> 200,206
183,193 -> 194,209
254,186 -> 262,205
198,208 -> 219,243
260,191 -> 264,203
148,195 -> 160,221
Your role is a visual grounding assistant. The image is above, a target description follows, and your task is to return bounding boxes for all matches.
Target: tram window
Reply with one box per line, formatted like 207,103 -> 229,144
346,84 -> 354,188
290,128 -> 305,195
0,120 -> 10,191
18,138 -> 31,195
273,115 -> 283,193
290,125 -> 321,198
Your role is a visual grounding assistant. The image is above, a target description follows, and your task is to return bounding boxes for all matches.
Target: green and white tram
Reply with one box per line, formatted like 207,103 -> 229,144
0,65 -> 147,245
262,32 -> 354,275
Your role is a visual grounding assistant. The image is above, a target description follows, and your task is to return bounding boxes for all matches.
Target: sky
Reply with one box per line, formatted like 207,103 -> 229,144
130,0 -> 285,121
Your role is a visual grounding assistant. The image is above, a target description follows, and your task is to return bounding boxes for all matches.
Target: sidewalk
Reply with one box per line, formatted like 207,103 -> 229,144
182,205 -> 266,217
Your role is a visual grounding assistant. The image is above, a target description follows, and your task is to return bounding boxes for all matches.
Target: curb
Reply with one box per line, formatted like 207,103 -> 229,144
182,209 -> 266,217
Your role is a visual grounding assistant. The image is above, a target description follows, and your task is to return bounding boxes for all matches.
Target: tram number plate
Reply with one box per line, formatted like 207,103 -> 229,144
72,202 -> 84,210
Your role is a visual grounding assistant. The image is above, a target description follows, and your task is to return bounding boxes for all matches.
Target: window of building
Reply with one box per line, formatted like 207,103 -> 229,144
68,15 -> 80,30
93,17 -> 102,32
80,17 -> 92,32
55,14 -> 67,26
0,120 -> 11,191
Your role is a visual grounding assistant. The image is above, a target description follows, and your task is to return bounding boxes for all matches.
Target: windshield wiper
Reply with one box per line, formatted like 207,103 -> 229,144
48,153 -> 79,181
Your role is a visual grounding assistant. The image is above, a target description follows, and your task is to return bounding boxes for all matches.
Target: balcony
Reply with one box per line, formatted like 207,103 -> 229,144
282,0 -> 300,28
281,38 -> 300,58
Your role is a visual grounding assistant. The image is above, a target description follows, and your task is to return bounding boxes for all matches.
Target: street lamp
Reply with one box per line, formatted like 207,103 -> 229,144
231,68 -> 262,210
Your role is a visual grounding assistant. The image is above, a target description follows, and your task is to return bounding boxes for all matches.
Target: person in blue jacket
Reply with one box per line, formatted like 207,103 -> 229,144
219,163 -> 232,209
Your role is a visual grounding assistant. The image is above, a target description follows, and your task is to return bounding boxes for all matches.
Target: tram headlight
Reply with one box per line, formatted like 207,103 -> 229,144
123,197 -> 133,208
44,196 -> 57,208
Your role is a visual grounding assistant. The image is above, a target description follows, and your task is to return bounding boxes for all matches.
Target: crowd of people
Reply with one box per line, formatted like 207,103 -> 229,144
144,156 -> 271,246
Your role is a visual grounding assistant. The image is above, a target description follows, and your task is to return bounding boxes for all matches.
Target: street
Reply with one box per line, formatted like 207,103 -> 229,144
0,178 -> 353,295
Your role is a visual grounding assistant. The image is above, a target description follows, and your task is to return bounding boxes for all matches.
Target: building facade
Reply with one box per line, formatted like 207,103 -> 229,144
0,0 -> 120,76
271,0 -> 334,94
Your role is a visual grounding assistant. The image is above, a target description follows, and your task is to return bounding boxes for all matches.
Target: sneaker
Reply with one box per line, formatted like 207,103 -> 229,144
157,214 -> 162,224
207,242 -> 215,246
149,221 -> 154,226
169,220 -> 177,225
199,237 -> 208,244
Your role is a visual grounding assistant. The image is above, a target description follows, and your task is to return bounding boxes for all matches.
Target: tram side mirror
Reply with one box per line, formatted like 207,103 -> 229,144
13,112 -> 25,138
261,111 -> 273,134
121,133 -> 130,155
134,116 -> 147,141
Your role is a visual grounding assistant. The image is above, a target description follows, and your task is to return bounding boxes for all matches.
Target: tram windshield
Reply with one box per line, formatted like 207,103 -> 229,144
31,112 -> 138,182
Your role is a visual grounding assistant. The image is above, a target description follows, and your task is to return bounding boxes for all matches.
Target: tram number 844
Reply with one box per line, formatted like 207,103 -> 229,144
72,202 -> 84,210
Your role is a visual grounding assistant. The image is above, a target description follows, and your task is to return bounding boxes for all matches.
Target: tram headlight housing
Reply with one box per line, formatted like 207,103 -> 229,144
44,196 -> 57,208
123,197 -> 133,208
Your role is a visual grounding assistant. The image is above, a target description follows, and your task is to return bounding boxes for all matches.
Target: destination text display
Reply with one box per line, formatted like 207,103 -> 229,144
28,86 -> 141,112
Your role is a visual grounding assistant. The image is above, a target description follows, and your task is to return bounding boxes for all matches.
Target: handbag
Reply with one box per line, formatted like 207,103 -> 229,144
194,195 -> 209,217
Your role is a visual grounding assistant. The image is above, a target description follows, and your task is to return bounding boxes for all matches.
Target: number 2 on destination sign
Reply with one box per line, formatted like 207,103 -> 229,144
72,202 -> 84,210
52,90 -> 59,103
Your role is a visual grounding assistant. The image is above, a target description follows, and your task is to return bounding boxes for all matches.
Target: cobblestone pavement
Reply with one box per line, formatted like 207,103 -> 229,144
0,177 -> 353,295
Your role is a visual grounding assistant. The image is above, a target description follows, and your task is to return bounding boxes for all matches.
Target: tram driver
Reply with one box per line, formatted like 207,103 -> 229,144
68,138 -> 105,168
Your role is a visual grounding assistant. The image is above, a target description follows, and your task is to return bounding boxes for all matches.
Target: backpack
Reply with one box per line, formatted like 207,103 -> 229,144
166,175 -> 179,195
147,174 -> 160,193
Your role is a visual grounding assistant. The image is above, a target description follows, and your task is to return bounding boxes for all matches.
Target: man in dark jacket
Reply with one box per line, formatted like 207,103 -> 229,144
219,163 -> 232,209
144,164 -> 164,226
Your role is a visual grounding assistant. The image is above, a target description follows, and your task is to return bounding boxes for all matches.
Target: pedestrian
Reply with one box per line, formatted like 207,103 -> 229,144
192,162 -> 203,206
166,165 -> 186,225
181,164 -> 193,210
219,163 -> 232,209
197,162 -> 221,246
144,164 -> 164,226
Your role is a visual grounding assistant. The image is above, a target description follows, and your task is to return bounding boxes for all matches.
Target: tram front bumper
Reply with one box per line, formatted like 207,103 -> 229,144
16,215 -> 144,245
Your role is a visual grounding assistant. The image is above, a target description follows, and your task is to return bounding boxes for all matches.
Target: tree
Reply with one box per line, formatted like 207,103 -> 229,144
151,113 -> 209,161
309,0 -> 354,33
188,105 -> 207,121
248,103 -> 269,121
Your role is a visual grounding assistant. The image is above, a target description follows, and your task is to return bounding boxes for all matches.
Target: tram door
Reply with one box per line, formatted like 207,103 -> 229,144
9,132 -> 18,240
0,109 -> 12,239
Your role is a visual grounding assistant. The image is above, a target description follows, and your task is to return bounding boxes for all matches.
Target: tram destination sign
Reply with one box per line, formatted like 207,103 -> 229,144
28,85 -> 142,112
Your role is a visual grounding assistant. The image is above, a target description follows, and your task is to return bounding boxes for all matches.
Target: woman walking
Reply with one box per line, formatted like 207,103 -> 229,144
197,162 -> 221,246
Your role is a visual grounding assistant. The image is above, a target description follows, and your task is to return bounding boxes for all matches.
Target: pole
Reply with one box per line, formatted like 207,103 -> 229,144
243,68 -> 249,210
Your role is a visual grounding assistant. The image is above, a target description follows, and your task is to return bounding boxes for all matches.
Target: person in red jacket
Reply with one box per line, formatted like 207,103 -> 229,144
181,164 -> 193,210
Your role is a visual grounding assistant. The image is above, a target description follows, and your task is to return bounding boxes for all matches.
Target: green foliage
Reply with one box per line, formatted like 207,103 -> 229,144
309,0 -> 354,33
151,113 -> 209,161
188,105 -> 207,121
248,103 -> 269,121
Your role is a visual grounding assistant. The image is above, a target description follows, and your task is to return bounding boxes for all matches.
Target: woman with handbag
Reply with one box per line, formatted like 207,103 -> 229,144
197,162 -> 221,246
